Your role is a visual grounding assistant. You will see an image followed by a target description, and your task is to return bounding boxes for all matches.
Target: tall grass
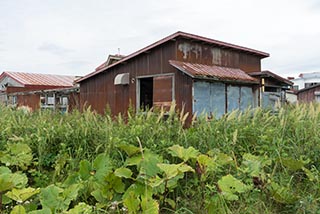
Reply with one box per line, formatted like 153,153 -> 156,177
0,103 -> 320,213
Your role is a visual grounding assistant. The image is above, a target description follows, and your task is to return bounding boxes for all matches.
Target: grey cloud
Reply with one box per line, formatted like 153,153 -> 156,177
38,43 -> 73,56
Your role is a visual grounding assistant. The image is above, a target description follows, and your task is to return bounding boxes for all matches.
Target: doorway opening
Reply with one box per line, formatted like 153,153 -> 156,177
139,77 -> 153,110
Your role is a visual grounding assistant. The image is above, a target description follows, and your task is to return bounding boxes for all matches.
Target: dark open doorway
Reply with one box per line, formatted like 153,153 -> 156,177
139,77 -> 153,110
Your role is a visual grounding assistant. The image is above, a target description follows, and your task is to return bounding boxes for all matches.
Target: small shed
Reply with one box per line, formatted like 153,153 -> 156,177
76,31 -> 271,117
297,84 -> 320,103
0,71 -> 77,110
250,71 -> 293,108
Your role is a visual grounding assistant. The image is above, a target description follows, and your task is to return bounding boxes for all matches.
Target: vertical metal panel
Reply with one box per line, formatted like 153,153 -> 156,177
193,81 -> 226,117
193,81 -> 211,115
240,86 -> 254,110
210,82 -> 226,117
227,85 -> 240,112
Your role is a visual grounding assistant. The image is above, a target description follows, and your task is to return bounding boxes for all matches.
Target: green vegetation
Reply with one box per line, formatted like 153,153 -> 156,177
0,104 -> 320,213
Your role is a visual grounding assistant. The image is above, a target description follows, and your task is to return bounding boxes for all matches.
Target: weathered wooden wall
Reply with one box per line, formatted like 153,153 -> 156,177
298,85 -> 320,102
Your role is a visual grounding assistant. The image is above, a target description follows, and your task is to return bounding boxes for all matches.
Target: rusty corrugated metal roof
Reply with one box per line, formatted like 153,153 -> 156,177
77,31 -> 269,83
250,70 -> 293,86
0,71 -> 75,87
169,60 -> 259,84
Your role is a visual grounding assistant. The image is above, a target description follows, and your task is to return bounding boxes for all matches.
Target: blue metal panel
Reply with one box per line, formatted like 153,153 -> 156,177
210,82 -> 226,117
193,81 -> 226,117
193,81 -> 211,115
227,85 -> 240,112
240,86 -> 254,111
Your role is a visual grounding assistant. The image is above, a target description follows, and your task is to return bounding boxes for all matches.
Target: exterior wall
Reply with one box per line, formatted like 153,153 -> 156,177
80,39 -> 262,117
297,85 -> 320,102
286,92 -> 297,104
6,85 -> 70,93
17,94 -> 40,110
292,73 -> 320,90
176,38 -> 262,72
80,41 -> 193,115
193,81 -> 258,118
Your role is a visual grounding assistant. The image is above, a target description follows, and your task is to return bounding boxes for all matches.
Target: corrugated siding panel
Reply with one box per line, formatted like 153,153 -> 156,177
193,81 -> 226,117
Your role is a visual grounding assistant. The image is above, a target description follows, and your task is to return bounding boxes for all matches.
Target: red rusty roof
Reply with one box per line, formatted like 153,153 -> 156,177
169,60 -> 259,84
0,71 -> 75,87
77,31 -> 269,83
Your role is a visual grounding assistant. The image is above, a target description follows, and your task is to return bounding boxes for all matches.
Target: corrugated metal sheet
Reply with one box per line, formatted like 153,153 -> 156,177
169,60 -> 259,83
0,71 -> 75,87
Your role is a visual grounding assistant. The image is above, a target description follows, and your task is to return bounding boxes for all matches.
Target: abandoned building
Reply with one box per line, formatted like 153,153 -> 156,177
76,31 -> 292,117
296,84 -> 320,103
0,71 -> 79,111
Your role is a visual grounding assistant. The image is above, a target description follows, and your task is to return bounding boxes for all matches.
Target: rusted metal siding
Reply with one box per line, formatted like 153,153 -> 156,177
17,94 -> 40,110
176,38 -> 261,72
297,85 -> 320,102
80,40 -> 185,115
80,37 -> 262,117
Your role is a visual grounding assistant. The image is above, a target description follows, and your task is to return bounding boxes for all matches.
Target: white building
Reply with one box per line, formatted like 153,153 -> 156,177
292,72 -> 320,90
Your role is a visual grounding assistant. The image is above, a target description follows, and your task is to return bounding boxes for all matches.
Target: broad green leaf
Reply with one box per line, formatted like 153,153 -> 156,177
0,143 -> 33,170
114,167 -> 133,178
157,163 -> 194,180
28,208 -> 52,214
64,202 -> 93,214
0,172 -> 27,192
140,152 -> 162,178
118,144 -> 140,156
123,191 -> 140,214
0,166 -> 11,174
148,176 -> 164,188
0,173 -> 14,192
215,153 -> 233,166
106,173 -> 125,194
79,160 -> 91,180
62,184 -> 81,208
178,164 -> 195,173
10,205 -> 26,214
11,173 -> 28,189
40,185 -> 64,211
197,154 -> 219,173
5,187 -> 40,203
241,153 -> 271,177
268,182 -> 298,204
280,158 -> 306,171
125,155 -> 142,166
218,174 -> 251,201
157,163 -> 180,179
93,154 -> 113,182
141,196 -> 159,214
168,145 -> 199,162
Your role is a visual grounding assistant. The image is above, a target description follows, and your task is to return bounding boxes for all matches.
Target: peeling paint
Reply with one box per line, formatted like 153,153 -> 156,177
178,43 -> 192,59
178,43 -> 202,60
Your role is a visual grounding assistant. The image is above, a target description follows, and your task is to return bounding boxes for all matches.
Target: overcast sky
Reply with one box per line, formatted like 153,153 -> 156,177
0,0 -> 319,78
